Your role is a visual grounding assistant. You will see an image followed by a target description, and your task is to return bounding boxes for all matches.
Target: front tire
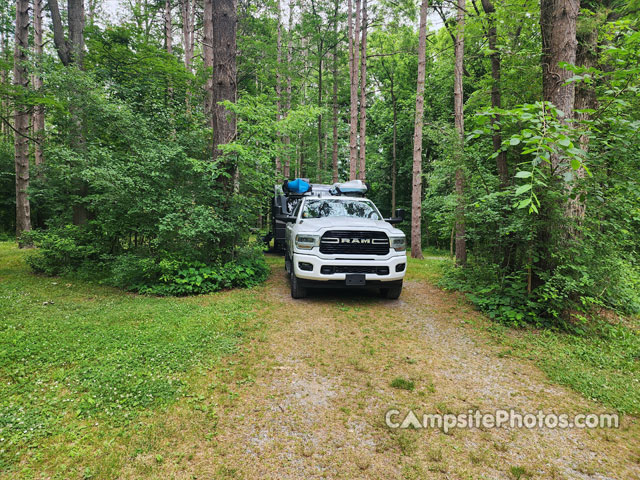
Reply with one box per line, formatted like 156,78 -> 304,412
381,283 -> 402,300
291,273 -> 308,299
284,253 -> 292,277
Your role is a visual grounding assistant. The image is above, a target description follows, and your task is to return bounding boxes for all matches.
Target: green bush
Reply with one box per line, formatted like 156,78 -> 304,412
24,226 -> 101,276
25,229 -> 269,295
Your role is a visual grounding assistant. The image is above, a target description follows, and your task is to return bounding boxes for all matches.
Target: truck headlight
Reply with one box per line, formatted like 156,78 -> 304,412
390,236 -> 406,252
295,234 -> 319,250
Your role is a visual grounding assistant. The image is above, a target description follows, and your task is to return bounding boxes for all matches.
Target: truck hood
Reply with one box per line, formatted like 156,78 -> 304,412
296,217 -> 404,236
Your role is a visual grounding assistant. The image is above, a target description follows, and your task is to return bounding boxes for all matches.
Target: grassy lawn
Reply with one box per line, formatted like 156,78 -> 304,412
0,242 -> 262,474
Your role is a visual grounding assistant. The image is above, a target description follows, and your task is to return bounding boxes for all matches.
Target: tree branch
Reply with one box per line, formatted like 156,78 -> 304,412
0,114 -> 42,144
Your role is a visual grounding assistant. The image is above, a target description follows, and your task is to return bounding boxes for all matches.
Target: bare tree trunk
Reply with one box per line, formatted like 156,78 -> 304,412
181,0 -> 195,115
316,39 -> 323,183
48,0 -> 71,65
203,0 -> 214,120
283,0 -> 294,179
357,0 -> 367,181
541,0 -> 579,173
454,0 -> 466,266
212,0 -> 237,190
411,0 -> 428,260
391,75 -> 397,214
348,0 -> 360,180
181,0 -> 195,71
275,0 -> 283,178
33,0 -> 45,167
480,0 -> 507,187
332,47 -> 339,183
14,0 -> 31,241
0,29 -> 5,139
69,0 -> 85,67
164,0 -> 173,54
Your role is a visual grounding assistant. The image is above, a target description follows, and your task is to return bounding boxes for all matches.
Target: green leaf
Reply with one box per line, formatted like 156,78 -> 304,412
515,171 -> 532,179
517,198 -> 532,209
515,184 -> 532,196
570,158 -> 581,170
509,137 -> 521,146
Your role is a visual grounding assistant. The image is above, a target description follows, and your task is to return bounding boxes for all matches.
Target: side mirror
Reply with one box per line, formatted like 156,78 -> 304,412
385,208 -> 405,225
276,214 -> 297,223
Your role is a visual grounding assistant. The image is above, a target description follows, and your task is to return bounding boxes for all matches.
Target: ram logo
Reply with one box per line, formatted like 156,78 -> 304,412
322,237 -> 388,244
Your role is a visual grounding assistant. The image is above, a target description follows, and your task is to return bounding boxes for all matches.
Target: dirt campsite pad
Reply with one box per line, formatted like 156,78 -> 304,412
113,257 -> 640,480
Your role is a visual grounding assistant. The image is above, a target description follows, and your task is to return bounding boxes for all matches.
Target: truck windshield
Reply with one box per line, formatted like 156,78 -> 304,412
301,199 -> 381,219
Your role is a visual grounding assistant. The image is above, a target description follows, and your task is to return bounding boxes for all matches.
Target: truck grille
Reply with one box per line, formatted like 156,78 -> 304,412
319,230 -> 389,255
320,266 -> 389,275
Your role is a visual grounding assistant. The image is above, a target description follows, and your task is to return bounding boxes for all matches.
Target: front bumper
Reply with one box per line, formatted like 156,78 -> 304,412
292,252 -> 406,282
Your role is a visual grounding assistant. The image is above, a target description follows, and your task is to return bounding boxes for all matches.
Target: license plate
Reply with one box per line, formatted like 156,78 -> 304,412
346,274 -> 366,286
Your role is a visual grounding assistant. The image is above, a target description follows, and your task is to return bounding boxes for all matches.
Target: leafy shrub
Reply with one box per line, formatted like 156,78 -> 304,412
24,226 -> 101,276
137,248 -> 269,296
25,229 -> 269,295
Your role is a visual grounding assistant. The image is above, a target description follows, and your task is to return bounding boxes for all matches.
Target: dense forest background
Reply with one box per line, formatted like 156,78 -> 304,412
1,0 -> 639,324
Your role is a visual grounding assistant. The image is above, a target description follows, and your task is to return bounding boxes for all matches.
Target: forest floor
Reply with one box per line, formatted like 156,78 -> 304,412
2,245 -> 639,479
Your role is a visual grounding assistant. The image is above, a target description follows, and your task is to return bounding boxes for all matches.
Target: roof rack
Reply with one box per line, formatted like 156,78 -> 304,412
280,178 -> 368,198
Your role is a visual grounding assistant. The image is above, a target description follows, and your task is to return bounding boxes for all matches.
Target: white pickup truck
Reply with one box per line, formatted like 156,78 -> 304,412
281,192 -> 407,299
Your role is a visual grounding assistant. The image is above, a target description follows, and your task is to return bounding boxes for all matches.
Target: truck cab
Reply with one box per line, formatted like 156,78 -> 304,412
279,181 -> 406,299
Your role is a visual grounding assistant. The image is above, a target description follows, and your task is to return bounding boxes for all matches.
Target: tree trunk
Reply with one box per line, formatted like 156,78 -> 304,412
48,0 -> 88,225
332,51 -> 339,183
212,0 -> 237,189
14,0 -> 31,241
68,0 -> 85,67
165,0 -> 173,54
275,0 -> 283,178
357,0 -> 367,181
454,0 -> 466,266
48,0 -> 85,65
48,0 -> 71,65
181,0 -> 195,71
568,14 -> 597,219
480,0 -> 508,187
411,0 -> 428,260
33,0 -> 45,168
316,38 -> 323,183
391,75 -> 397,214
540,0 -> 579,173
284,0 -> 294,179
348,0 -> 360,180
203,0 -> 214,120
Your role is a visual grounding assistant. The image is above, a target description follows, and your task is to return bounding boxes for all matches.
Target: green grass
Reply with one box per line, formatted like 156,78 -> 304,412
408,248 -> 640,415
390,377 -> 415,391
406,248 -> 452,283
0,242 -> 261,471
489,321 -> 640,414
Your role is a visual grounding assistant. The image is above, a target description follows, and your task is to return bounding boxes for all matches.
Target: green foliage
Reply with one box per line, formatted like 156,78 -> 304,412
469,102 -> 589,214
25,228 -> 269,295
